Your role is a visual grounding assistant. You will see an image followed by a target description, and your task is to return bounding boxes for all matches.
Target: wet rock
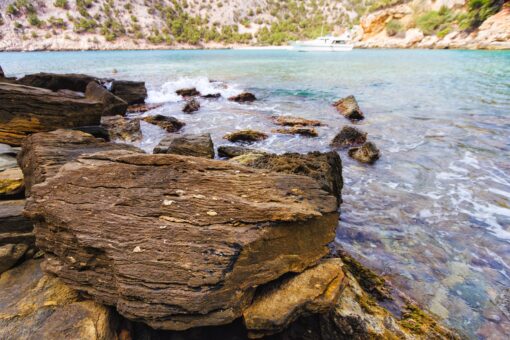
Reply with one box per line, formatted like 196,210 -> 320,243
17,129 -> 141,196
0,243 -> 28,273
0,259 -> 117,340
154,133 -> 214,158
85,81 -> 128,116
25,151 -> 339,330
0,200 -> 34,247
201,93 -> 221,99
183,98 -> 201,113
217,146 -> 264,159
0,83 -> 103,146
274,127 -> 318,137
127,103 -> 164,113
224,130 -> 268,144
0,66 -> 4,78
348,142 -> 380,164
73,126 -> 111,141
229,92 -> 257,103
333,95 -> 365,121
143,115 -> 185,133
231,151 -> 343,206
330,126 -> 367,149
0,167 -> 24,199
101,116 -> 142,142
17,72 -> 100,92
111,80 -> 147,105
273,116 -> 322,127
244,259 -> 346,338
176,87 -> 201,97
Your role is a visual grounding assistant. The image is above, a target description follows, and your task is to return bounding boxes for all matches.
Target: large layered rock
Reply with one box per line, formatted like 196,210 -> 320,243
154,133 -> 214,158
85,81 -> 128,116
17,129 -> 141,196
17,72 -> 100,92
25,151 -> 339,330
0,259 -> 117,339
111,80 -> 147,105
0,200 -> 34,247
0,83 -> 103,146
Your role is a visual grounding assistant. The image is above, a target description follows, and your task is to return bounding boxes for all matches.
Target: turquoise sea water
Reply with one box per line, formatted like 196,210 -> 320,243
1,49 -> 509,338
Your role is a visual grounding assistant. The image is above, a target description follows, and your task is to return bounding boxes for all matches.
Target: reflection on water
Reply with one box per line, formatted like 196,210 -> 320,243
1,49 -> 509,338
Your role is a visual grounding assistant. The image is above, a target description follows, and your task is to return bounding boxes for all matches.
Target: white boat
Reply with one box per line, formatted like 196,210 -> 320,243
292,33 -> 354,52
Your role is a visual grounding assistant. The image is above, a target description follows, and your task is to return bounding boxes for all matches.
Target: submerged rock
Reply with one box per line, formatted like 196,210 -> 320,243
0,167 -> 24,199
17,72 -> 100,92
154,133 -> 214,159
0,83 -> 103,146
0,200 -> 34,248
176,87 -> 201,97
0,243 -> 28,274
274,127 -> 318,137
331,126 -> 367,149
224,130 -> 268,144
333,95 -> 365,121
273,116 -> 322,127
217,146 -> 263,159
85,81 -> 128,116
229,92 -> 257,103
143,114 -> 185,133
348,142 -> 380,164
182,98 -> 201,113
111,80 -> 147,105
101,116 -> 142,142
25,151 -> 338,330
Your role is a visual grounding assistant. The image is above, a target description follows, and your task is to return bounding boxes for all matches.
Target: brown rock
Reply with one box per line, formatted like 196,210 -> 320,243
183,98 -> 201,113
0,243 -> 28,273
348,142 -> 380,164
217,146 -> 263,159
0,200 -> 34,247
274,127 -> 318,137
127,103 -> 164,113
154,133 -> 214,158
101,116 -> 142,142
229,92 -> 257,103
17,129 -> 141,196
25,151 -> 339,330
85,81 -> 128,117
143,115 -> 185,133
176,88 -> 201,97
17,72 -> 101,92
0,259 -> 117,340
224,130 -> 268,144
0,66 -> 4,78
73,126 -> 111,141
330,126 -> 367,149
0,83 -> 103,146
333,95 -> 365,121
201,93 -> 221,99
244,259 -> 346,338
273,116 -> 322,127
0,167 -> 24,199
111,80 -> 147,105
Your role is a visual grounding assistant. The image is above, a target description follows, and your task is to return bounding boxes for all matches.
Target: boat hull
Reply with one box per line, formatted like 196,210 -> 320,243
292,44 -> 354,52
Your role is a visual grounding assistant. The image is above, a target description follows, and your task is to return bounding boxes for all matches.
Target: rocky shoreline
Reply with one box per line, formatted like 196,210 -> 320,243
0,68 -> 460,339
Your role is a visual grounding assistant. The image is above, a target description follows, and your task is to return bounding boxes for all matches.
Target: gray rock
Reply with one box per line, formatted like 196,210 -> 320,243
154,133 -> 214,159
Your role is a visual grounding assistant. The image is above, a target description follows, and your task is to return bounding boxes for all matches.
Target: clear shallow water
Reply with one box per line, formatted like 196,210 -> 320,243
1,49 -> 509,338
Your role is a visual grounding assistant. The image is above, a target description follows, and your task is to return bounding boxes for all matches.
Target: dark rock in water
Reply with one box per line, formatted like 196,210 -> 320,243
224,130 -> 268,144
274,127 -> 318,137
0,66 -> 4,78
17,72 -> 100,92
330,126 -> 367,149
176,87 -> 201,97
72,126 -> 111,141
273,116 -> 323,127
0,200 -> 34,247
25,151 -> 338,330
127,103 -> 164,113
143,115 -> 185,133
101,116 -> 142,142
217,146 -> 263,159
348,142 -> 380,164
0,83 -> 103,146
111,80 -> 147,105
201,93 -> 221,99
229,92 -> 257,103
333,95 -> 364,121
182,98 -> 201,113
17,129 -> 141,196
231,151 -> 343,206
85,81 -> 128,116
0,259 -> 117,339
0,243 -> 28,274
154,133 -> 214,159
0,167 -> 24,199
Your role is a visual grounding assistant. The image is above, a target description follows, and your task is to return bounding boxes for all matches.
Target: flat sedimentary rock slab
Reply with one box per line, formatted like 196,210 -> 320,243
0,200 -> 33,247
26,151 -> 339,330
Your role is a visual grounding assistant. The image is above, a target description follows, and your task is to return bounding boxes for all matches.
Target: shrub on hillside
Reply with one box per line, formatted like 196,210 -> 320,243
459,0 -> 504,30
416,7 -> 455,35
54,0 -> 69,9
386,19 -> 403,36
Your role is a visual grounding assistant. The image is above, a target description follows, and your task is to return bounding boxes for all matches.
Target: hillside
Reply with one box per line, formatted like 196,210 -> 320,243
0,0 -> 507,50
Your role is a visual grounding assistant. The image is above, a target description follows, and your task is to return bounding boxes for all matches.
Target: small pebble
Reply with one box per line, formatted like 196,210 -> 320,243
133,246 -> 142,253
207,210 -> 218,216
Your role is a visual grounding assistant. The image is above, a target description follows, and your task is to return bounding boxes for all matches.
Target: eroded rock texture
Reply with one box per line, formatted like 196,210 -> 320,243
0,83 -> 104,146
85,81 -> 128,117
0,200 -> 34,247
111,80 -> 147,105
25,151 -> 339,331
101,116 -> 143,142
17,72 -> 100,92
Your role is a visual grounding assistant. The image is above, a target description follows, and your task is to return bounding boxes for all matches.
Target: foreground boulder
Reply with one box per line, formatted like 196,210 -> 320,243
0,259 -> 117,339
0,83 -> 103,146
224,130 -> 268,144
85,82 -> 128,116
330,126 -> 367,148
333,95 -> 364,121
101,116 -> 142,142
25,151 -> 339,330
348,142 -> 380,164
17,72 -> 100,92
143,115 -> 185,133
0,200 -> 34,247
229,92 -> 256,103
111,80 -> 147,105
17,129 -> 141,195
154,133 -> 214,158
